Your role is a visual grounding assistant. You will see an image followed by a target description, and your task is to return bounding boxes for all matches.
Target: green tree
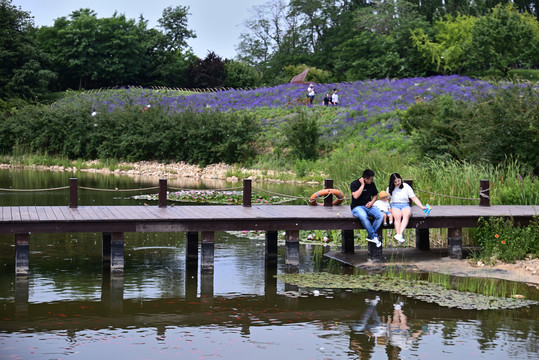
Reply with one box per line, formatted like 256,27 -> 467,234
467,4 -> 538,75
224,60 -> 260,89
0,0 -> 55,100
188,52 -> 226,88
411,14 -> 477,74
37,9 -> 100,89
334,0 -> 431,80
96,13 -> 148,86
157,5 -> 196,52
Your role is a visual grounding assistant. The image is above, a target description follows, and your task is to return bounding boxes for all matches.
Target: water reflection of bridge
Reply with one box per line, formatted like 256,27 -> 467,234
6,271 -> 477,334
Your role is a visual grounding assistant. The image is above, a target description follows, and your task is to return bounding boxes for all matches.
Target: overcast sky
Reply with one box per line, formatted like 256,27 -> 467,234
12,0 -> 270,59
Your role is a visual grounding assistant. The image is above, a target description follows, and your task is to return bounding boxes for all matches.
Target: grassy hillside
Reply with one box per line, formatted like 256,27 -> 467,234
2,75 -> 538,206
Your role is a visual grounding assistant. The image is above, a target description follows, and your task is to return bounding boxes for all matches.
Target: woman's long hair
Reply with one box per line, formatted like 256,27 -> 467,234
388,173 -> 403,196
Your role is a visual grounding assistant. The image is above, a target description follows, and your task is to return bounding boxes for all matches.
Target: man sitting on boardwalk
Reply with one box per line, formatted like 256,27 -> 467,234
350,169 -> 383,247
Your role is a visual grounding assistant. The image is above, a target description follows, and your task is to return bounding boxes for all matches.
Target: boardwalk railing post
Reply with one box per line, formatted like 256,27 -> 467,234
243,179 -> 252,207
69,178 -> 78,208
324,179 -> 333,207
480,179 -> 490,207
158,179 -> 167,208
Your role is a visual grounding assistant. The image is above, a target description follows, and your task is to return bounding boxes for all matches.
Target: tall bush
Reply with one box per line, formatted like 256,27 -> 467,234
0,104 -> 259,166
282,111 -> 320,161
401,83 -> 539,172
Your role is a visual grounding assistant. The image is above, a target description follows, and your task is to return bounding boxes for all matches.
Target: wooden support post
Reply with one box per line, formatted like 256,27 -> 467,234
264,259 -> 278,300
186,232 -> 199,261
285,230 -> 300,266
480,179 -> 490,207
69,178 -> 78,208
265,230 -> 278,260
15,233 -> 29,276
101,270 -> 124,314
185,259 -> 198,302
200,268 -> 214,299
415,229 -> 430,251
158,179 -> 167,208
102,232 -> 111,266
243,179 -> 252,207
201,231 -> 215,270
324,179 -> 334,207
448,228 -> 462,259
341,229 -> 355,254
110,232 -> 124,274
14,275 -> 29,315
368,228 -> 383,262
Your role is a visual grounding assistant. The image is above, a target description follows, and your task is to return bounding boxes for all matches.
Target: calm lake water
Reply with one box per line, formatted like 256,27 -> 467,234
0,169 -> 537,360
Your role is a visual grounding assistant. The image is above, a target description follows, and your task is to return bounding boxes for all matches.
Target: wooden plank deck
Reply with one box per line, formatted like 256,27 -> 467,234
0,204 -> 537,234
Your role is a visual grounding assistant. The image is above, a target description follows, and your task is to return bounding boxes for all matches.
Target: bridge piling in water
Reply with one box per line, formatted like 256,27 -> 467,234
15,233 -> 29,276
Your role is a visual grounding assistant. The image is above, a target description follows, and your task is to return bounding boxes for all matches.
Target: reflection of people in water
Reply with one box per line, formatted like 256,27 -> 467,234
349,299 -> 424,360
349,296 -> 385,360
386,302 -> 423,351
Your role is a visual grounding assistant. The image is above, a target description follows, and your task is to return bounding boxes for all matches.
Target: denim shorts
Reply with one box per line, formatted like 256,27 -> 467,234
391,202 -> 410,210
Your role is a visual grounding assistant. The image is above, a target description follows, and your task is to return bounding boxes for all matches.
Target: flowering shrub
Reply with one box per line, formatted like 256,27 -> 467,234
472,216 -> 539,264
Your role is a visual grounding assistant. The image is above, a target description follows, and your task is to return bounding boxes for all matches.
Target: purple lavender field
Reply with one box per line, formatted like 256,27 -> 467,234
72,75 -> 494,124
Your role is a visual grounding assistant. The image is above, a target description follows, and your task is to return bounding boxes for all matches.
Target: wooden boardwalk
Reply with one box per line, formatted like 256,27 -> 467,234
0,204 -> 537,234
1,176 -> 537,275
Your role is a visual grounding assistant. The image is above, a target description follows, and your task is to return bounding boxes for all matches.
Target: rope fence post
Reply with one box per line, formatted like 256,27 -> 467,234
324,179 -> 333,207
243,179 -> 252,207
158,179 -> 167,208
480,179 -> 490,207
69,178 -> 78,208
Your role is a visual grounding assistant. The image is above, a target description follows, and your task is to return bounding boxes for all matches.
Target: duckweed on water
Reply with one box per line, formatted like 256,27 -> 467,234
276,273 -> 539,310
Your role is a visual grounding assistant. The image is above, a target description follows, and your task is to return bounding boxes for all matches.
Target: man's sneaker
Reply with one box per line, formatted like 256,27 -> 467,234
366,237 -> 382,247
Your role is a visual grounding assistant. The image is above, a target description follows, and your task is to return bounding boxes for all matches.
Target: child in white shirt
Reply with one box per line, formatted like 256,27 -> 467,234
373,190 -> 393,226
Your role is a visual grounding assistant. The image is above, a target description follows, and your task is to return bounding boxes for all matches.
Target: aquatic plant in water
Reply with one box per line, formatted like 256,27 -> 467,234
131,190 -> 294,205
276,272 -> 539,310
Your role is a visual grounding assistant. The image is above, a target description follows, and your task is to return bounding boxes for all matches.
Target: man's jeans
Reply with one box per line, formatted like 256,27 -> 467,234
351,206 -> 383,240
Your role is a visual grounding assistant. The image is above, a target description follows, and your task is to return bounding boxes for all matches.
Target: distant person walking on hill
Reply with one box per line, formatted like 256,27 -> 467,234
387,173 -> 427,245
307,84 -> 315,104
331,88 -> 339,105
350,169 -> 383,247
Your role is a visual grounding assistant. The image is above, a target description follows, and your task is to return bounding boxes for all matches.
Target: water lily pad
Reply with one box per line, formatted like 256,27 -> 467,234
276,273 -> 539,310
131,190 -> 294,205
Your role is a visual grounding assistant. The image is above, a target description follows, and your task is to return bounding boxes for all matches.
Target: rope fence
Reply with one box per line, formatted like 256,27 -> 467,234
0,180 -> 491,203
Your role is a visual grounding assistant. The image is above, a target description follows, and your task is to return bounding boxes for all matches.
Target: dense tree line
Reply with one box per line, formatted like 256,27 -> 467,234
1,0 -> 538,103
237,0 -> 539,83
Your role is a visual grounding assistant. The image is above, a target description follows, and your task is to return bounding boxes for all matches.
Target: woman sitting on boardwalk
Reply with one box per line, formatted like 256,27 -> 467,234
387,173 -> 427,245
